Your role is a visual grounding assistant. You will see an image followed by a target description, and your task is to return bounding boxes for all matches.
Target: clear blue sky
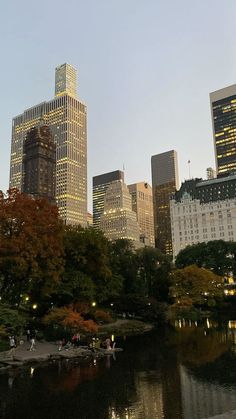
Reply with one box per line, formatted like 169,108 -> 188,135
1,0 -> 236,210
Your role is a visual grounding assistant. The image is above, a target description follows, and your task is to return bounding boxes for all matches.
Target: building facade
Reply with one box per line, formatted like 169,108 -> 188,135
151,150 -> 179,255
9,63 -> 87,226
175,174 -> 236,204
128,182 -> 155,247
206,167 -> 216,180
93,170 -> 124,229
170,192 -> 236,259
22,124 -> 56,203
210,84 -> 236,176
100,180 -> 141,246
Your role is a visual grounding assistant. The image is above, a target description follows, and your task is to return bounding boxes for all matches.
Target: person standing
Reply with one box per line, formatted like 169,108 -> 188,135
29,331 -> 36,351
9,336 -> 16,354
26,329 -> 31,342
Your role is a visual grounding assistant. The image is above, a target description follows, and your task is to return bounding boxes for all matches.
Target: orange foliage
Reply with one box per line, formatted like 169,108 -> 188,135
43,306 -> 98,333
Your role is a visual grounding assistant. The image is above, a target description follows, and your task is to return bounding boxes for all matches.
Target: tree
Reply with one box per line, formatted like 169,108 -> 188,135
170,265 -> 224,307
0,189 -> 64,305
110,239 -> 138,294
43,306 -> 98,333
175,240 -> 236,278
136,247 -> 172,301
63,226 -> 121,303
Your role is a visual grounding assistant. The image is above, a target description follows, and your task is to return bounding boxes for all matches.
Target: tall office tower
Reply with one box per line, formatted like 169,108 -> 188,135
93,170 -> 124,229
100,180 -> 141,246
9,63 -> 87,226
128,182 -> 155,247
151,150 -> 179,255
55,63 -> 77,98
210,85 -> 236,176
22,124 -> 56,203
206,167 -> 216,180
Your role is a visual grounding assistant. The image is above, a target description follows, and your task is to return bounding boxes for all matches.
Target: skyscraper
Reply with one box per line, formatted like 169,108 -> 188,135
100,180 -> 140,246
22,124 -> 56,203
10,63 -> 87,226
55,63 -> 77,98
210,84 -> 236,176
151,150 -> 179,255
128,182 -> 155,247
93,170 -> 124,229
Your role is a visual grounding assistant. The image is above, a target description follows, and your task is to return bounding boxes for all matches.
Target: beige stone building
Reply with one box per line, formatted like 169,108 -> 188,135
128,182 -> 155,247
100,180 -> 141,247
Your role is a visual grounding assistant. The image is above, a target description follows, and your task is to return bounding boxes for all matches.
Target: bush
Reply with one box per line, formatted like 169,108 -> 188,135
0,304 -> 27,335
94,310 -> 113,324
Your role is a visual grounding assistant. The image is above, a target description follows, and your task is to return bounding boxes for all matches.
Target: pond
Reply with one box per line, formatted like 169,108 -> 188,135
1,320 -> 236,419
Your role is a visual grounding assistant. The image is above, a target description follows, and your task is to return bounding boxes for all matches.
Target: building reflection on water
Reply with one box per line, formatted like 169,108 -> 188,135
1,321 -> 236,419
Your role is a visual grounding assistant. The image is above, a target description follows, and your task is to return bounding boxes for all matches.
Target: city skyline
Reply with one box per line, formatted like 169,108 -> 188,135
2,1 -> 236,212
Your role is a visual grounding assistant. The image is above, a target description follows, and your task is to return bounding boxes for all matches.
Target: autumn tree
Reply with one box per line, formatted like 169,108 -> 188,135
170,264 -> 224,307
0,189 -> 64,305
43,306 -> 98,333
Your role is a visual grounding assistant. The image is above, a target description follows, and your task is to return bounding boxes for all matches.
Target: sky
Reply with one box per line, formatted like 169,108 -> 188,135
1,0 -> 236,211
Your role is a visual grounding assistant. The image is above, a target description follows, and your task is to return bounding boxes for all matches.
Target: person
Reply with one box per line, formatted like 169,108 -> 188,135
26,329 -> 31,342
9,336 -> 16,353
105,337 -> 111,350
58,338 -> 66,351
72,333 -> 80,348
29,331 -> 36,351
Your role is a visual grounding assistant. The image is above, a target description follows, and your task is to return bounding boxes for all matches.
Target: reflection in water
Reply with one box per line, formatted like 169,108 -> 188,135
181,365 -> 236,419
0,324 -> 236,419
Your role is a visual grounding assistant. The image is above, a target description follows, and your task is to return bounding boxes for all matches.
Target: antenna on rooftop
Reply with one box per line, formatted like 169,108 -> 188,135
188,160 -> 191,179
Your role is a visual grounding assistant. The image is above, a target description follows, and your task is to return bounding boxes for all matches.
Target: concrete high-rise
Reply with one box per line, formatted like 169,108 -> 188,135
9,63 -> 87,226
151,150 -> 179,255
100,180 -> 141,246
93,170 -> 124,229
128,182 -> 155,247
210,85 -> 236,176
22,124 -> 56,203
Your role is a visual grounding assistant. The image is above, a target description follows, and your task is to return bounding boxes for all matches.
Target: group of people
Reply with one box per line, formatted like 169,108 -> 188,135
58,333 -> 81,351
9,329 -> 37,353
58,334 -> 116,352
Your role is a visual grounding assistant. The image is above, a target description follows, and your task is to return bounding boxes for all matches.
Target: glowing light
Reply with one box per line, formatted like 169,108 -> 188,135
91,301 -> 96,307
32,304 -> 37,310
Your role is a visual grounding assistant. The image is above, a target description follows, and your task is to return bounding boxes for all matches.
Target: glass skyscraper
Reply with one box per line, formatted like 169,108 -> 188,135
210,84 -> 236,176
151,150 -> 179,255
9,63 -> 87,226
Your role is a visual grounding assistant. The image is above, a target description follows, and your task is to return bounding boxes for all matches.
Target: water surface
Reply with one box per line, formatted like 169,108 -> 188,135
1,321 -> 236,419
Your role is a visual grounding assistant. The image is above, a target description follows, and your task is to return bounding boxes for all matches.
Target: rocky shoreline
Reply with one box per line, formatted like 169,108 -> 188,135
0,319 -> 153,372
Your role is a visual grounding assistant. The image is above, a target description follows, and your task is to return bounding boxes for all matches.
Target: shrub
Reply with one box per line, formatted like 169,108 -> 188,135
94,310 -> 113,324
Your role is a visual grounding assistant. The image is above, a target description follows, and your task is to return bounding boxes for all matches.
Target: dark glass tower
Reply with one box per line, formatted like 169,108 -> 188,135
151,150 -> 179,255
22,124 -> 56,203
210,85 -> 236,176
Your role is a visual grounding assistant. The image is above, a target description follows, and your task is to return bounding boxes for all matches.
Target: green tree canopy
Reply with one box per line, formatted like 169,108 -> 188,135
175,240 -> 236,278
